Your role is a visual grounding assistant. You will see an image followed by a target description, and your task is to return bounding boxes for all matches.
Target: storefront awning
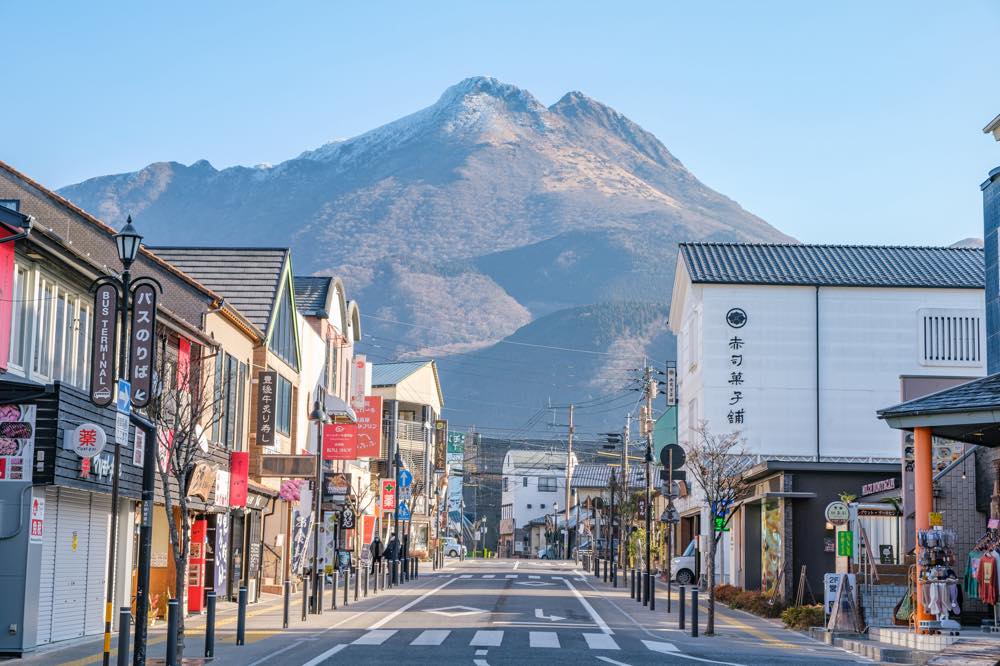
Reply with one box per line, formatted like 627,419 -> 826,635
325,394 -> 357,422
878,373 -> 1000,447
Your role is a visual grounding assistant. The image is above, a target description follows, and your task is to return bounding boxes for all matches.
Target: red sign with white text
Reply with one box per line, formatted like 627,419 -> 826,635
381,479 -> 396,511
229,451 -> 249,507
322,422 -> 357,460
362,514 -> 375,546
356,396 -> 383,458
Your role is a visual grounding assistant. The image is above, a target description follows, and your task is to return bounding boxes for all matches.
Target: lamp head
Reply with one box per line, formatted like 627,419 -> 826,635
115,216 -> 143,268
309,400 -> 326,422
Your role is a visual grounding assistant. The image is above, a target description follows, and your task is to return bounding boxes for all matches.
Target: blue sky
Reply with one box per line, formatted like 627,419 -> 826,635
4,1 -> 999,245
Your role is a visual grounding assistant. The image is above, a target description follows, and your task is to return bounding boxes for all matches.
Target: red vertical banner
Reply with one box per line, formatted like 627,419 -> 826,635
356,396 -> 383,458
362,515 -> 375,546
0,242 -> 14,371
188,519 -> 207,613
322,422 -> 357,460
176,337 -> 191,391
229,451 -> 249,507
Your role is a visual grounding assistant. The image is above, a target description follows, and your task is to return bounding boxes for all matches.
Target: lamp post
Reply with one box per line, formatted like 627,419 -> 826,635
552,502 -> 559,558
433,486 -> 441,567
609,469 -> 617,583
572,488 -> 579,563
644,442 -> 653,605
309,400 -> 330,614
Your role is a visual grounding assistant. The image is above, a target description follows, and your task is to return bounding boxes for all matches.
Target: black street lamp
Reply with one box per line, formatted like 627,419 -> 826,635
309,400 -> 330,613
552,501 -> 559,557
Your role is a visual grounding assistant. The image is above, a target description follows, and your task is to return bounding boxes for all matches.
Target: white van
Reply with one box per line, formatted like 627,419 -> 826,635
670,540 -> 698,584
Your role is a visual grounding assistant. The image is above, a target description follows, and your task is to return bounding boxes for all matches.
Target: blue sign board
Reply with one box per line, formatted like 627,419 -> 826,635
398,469 -> 413,488
116,379 -> 131,415
398,501 -> 411,520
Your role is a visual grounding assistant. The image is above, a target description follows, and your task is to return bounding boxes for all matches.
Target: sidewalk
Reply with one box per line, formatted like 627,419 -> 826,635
23,566 -> 435,666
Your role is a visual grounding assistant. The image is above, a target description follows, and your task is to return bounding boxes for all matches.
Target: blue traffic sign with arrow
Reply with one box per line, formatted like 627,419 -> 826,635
398,469 -> 413,488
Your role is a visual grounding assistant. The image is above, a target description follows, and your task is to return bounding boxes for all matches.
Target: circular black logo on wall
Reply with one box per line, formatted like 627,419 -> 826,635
726,308 -> 748,328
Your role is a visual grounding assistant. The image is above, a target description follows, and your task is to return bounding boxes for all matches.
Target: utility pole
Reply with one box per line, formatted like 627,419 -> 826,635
564,404 -> 574,560
642,365 -> 656,605
619,414 -> 629,577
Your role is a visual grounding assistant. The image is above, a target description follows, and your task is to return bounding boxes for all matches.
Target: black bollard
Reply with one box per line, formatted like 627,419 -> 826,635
316,570 -> 324,616
612,560 -> 617,587
679,585 -> 685,630
354,566 -> 360,601
392,559 -> 398,586
343,569 -> 350,606
594,555 -> 600,576
301,577 -> 309,621
237,587 -> 247,645
166,599 -> 179,666
205,592 -> 216,658
603,558 -> 608,582
414,558 -> 419,579
630,569 -> 635,598
650,573 -> 655,611
117,607 -> 130,666
636,570 -> 642,605
667,579 -> 672,613
283,579 -> 291,628
643,572 -> 650,607
691,588 -> 699,638
364,568 -> 369,597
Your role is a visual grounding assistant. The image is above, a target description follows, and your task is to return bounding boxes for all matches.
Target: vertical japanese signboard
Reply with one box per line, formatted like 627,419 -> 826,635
434,419 -> 447,471
229,451 -> 249,507
128,283 -> 157,407
90,284 -> 119,406
350,355 -> 367,412
255,370 -> 277,447
381,479 -> 396,511
725,308 -> 748,426
355,396 -> 382,458
322,422 -> 357,460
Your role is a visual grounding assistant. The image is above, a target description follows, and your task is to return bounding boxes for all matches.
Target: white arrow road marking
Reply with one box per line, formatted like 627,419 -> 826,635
515,581 -> 554,587
534,608 -> 565,621
584,633 -> 620,650
642,640 -> 748,666
300,644 -> 346,666
425,605 -> 486,617
562,577 -> 612,634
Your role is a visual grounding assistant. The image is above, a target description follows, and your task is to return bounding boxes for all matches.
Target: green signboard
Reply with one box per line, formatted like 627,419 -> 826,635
447,431 -> 465,454
837,530 -> 854,557
713,516 -> 729,533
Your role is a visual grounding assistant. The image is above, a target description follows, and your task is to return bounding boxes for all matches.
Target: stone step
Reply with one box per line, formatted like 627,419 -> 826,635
833,637 -> 929,664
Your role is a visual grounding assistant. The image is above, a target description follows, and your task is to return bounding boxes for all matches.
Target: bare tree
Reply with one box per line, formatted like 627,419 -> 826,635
146,341 -> 224,660
684,422 -> 752,636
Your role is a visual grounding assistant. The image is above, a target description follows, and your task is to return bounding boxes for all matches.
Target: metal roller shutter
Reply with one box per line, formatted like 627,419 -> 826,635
85,494 -> 111,635
34,488 -> 59,645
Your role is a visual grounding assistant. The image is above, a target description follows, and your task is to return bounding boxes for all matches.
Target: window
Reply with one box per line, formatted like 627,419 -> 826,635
919,309 -> 984,366
276,374 -> 292,436
522,477 -> 528,487
540,503 -> 546,509
236,362 -> 247,448
538,477 -> 557,492
0,200 -> 19,212
33,277 -> 54,377
269,282 -> 298,370
19,269 -> 91,389
9,264 -> 30,368
685,312 -> 700,371
503,477 -> 509,492
212,352 -> 224,443
526,504 -> 532,510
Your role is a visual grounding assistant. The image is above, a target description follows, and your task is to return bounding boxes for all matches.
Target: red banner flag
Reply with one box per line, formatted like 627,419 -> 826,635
322,422 -> 357,460
229,451 -> 249,507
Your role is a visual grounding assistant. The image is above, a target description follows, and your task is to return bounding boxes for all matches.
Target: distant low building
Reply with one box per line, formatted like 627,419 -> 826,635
500,450 -> 576,557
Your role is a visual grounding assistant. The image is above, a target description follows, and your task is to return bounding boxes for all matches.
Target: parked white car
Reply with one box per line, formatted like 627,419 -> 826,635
670,540 -> 698,585
443,537 -> 467,557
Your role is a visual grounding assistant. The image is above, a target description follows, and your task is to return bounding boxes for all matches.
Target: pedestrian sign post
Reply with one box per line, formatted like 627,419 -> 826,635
398,469 -> 413,488
398,501 -> 411,521
837,530 -> 854,557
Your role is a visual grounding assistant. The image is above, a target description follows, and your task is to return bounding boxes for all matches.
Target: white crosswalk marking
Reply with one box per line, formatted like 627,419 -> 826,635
529,632 -> 560,648
483,574 -> 495,578
584,633 -> 620,650
354,630 -> 397,645
460,574 -> 473,578
505,574 -> 518,578
528,575 -> 540,579
470,630 -> 504,647
410,630 -> 450,646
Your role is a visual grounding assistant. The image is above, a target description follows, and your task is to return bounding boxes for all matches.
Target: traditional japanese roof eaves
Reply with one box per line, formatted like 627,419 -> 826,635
149,246 -> 288,331
877,373 -> 1000,419
679,243 -> 984,289
293,276 -> 331,317
371,361 -> 428,387
570,463 -> 647,490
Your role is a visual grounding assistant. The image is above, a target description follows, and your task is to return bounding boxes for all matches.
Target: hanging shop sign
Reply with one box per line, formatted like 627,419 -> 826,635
861,478 -> 897,497
434,419 -> 447,471
447,431 -> 465,454
381,479 -> 396,511
186,462 -> 218,501
215,469 -> 231,507
89,284 -> 118,407
255,370 -> 277,447
837,530 -> 854,557
290,510 -> 313,575
66,423 -> 107,459
928,512 -> 943,527
0,404 -> 35,482
824,501 -> 850,525
80,451 -> 120,482
322,422 -> 357,460
323,472 -> 352,504
128,282 -> 157,407
665,366 -> 677,407
726,309 -> 748,426
29,495 -> 44,544
355,396 -> 382,458
350,355 -> 367,412
229,451 -> 249,507
340,506 -> 355,530
259,454 -> 315,478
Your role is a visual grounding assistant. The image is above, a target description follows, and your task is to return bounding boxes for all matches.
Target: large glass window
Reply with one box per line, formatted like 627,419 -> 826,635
9,264 -> 31,368
276,374 -> 292,436
33,278 -> 54,377
538,477 -> 558,492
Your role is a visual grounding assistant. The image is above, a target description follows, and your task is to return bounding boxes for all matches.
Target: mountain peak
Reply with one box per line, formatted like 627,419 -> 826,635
435,75 -> 546,117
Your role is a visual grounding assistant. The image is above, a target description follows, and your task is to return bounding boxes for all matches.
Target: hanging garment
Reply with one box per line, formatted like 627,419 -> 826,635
948,581 -> 961,615
977,554 -> 997,605
965,551 -> 981,599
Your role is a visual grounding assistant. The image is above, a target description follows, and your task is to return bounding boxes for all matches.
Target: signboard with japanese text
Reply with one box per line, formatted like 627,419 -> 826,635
355,396 -> 382,458
290,510 -> 313,575
90,283 -> 118,406
29,496 -> 44,544
322,422 -> 357,460
434,419 -> 447,471
837,530 -> 854,557
665,365 -> 677,406
725,308 -> 748,427
229,451 -> 249,506
381,479 -> 396,511
128,283 -> 157,407
322,472 -> 352,504
447,431 -> 465,453
0,404 -> 35,482
116,412 -> 129,445
350,355 -> 367,412
255,370 -> 277,447
132,427 -> 145,467
215,469 -> 231,507
66,423 -> 107,459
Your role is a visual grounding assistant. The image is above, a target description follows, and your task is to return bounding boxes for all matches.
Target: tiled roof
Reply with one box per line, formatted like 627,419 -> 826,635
293,276 -> 331,316
679,243 -> 984,289
877,373 -> 1000,418
149,247 -> 288,330
570,463 -> 647,490
371,361 -> 429,387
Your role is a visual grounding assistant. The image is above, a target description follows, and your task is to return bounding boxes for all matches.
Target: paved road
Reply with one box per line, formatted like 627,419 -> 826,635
30,558 -> 867,665
217,558 -> 866,665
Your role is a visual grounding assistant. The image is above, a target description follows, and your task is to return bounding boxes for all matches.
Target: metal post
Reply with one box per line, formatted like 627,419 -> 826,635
650,571 -> 655,611
237,587 -> 247,645
343,569 -> 350,606
282,580 -> 290,628
165,599 -> 178,666
331,570 -> 339,610
204,592 -> 216,658
630,569 -> 635,598
691,588 -> 699,638
603,558 -> 608,582
644,572 -> 650,607
414,558 -> 419,579
679,586 -> 685,630
667,579 -> 672,613
301,577 -> 309,621
364,568 -> 369,597
117,607 -> 130,666
354,566 -> 360,601
312,416 -> 325,617
636,569 -> 642,604
132,418 -> 157,666
315,564 -> 324,616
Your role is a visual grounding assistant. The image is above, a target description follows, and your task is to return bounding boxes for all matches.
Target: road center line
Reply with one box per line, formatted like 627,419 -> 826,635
562,577 -> 613,635
367,576 -> 457,630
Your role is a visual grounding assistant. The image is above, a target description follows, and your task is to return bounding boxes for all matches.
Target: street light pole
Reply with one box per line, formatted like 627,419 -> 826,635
309,400 -> 329,614
609,469 -> 617,582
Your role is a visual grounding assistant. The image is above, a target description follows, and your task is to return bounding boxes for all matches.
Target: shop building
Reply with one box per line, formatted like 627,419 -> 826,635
668,242 -> 986,595
499,450 -> 576,557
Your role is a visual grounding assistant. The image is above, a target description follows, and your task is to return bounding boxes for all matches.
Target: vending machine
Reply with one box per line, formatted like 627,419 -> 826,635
188,519 -> 207,613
